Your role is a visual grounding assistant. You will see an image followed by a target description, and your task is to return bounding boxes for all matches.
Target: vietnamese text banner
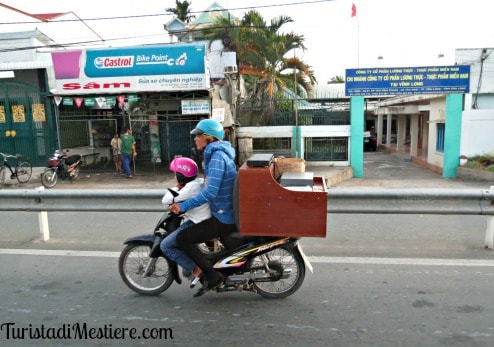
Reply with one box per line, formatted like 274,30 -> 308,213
345,65 -> 470,96
51,44 -> 209,94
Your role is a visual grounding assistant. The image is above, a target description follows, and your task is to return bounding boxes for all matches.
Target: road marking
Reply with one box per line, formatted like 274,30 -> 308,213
309,256 -> 494,267
0,248 -> 120,258
0,248 -> 493,267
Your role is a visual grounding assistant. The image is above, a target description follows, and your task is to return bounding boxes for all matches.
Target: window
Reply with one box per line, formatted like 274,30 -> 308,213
305,137 -> 348,161
436,123 -> 445,153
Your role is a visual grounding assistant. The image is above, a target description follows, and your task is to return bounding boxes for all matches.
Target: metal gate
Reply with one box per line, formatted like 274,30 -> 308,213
0,82 -> 56,166
158,117 -> 201,164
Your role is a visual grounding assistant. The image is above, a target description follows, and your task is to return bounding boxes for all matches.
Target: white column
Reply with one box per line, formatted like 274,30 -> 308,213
38,211 -> 50,241
422,115 -> 429,153
386,114 -> 392,147
377,113 -> 383,145
396,116 -> 406,151
410,114 -> 419,156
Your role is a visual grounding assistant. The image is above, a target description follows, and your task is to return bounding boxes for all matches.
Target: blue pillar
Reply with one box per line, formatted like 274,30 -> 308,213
350,96 -> 365,178
443,94 -> 462,178
292,126 -> 301,158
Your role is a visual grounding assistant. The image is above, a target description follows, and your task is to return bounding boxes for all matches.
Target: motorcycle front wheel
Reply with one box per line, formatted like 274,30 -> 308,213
248,245 -> 305,299
118,243 -> 174,296
40,170 -> 58,188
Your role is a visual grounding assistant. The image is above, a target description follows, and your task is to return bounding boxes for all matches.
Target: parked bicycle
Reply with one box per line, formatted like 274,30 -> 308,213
0,152 -> 32,185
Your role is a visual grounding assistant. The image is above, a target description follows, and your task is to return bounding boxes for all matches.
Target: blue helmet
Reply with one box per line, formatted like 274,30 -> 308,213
190,119 -> 225,140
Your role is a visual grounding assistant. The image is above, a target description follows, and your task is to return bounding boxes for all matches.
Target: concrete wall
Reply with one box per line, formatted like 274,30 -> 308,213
461,108 -> 494,157
237,125 -> 351,166
427,97 -> 446,168
456,48 -> 494,94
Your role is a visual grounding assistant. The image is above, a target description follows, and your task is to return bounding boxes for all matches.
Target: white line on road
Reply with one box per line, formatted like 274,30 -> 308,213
0,248 -> 493,266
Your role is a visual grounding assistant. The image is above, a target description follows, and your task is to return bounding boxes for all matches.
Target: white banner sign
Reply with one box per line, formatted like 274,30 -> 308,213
181,99 -> 210,115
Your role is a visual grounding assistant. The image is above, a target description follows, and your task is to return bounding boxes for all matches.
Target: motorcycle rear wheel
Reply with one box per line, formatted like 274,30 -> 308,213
248,245 -> 305,299
118,243 -> 174,296
70,166 -> 80,181
40,170 -> 58,188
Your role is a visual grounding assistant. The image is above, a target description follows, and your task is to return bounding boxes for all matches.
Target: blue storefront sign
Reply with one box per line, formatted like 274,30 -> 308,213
51,44 -> 209,94
345,65 -> 470,96
84,45 -> 206,77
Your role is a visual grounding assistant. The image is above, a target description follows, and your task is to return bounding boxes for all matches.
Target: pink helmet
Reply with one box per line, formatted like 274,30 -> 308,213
169,157 -> 198,178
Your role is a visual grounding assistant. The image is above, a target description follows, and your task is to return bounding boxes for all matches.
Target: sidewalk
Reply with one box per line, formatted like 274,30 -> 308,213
334,151 -> 493,189
3,150 -> 493,190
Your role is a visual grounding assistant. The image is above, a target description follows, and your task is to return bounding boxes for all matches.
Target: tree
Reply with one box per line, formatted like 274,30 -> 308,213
203,10 -> 315,106
328,75 -> 344,84
166,0 -> 195,23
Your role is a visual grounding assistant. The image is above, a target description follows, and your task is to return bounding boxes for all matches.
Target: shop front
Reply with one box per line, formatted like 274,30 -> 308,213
49,43 -> 211,166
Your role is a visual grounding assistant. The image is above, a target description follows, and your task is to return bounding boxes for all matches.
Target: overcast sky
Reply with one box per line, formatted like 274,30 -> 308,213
4,0 -> 494,84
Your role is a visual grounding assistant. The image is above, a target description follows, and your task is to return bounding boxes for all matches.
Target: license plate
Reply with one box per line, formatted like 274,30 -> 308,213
297,243 -> 313,273
364,138 -> 369,143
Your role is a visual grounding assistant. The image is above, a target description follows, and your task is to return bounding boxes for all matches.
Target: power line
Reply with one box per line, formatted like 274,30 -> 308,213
0,0 -> 335,26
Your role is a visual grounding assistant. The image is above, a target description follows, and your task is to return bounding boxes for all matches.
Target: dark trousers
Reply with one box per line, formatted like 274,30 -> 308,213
121,152 -> 132,177
176,216 -> 236,275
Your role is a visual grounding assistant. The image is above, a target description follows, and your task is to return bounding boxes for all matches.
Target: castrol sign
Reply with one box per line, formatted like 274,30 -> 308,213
51,44 -> 210,94
94,56 -> 134,69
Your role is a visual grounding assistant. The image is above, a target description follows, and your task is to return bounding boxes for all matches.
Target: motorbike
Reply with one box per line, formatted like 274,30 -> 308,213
118,211 -> 313,299
40,149 -> 82,188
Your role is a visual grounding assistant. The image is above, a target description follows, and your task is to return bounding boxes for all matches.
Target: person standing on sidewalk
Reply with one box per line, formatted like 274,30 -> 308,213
120,126 -> 137,178
110,133 -> 122,173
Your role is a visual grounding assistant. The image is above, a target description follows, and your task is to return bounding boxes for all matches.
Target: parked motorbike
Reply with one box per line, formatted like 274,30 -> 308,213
40,149 -> 82,188
118,212 -> 312,299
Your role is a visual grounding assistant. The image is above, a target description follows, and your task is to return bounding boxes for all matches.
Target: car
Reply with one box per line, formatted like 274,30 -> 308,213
364,131 -> 377,151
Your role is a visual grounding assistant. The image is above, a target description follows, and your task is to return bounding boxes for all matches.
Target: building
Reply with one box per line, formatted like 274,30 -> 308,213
372,48 -> 494,177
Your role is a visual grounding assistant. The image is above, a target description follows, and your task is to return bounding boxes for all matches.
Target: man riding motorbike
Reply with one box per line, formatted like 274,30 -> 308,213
169,119 -> 237,297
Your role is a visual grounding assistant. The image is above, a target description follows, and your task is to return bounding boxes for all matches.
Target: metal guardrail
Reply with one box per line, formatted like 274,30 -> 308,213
0,187 -> 493,246
0,189 -> 167,212
326,187 -> 494,215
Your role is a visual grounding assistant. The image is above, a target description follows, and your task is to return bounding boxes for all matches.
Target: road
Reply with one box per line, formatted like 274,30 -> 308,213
1,211 -> 493,346
1,250 -> 494,346
1,151 -> 493,346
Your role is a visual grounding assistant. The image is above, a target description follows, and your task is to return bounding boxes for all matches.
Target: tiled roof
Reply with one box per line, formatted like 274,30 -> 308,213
32,13 -> 67,20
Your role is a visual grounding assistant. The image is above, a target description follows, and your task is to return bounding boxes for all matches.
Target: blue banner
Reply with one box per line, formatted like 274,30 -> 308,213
345,65 -> 470,96
84,44 -> 206,78
51,44 -> 210,94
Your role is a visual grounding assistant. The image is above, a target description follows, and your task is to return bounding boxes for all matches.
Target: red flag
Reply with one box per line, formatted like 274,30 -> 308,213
74,97 -> 83,108
117,95 -> 126,106
351,3 -> 357,18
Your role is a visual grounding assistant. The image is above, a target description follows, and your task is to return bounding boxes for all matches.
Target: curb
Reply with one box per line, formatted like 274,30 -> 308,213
457,167 -> 494,183
326,167 -> 354,187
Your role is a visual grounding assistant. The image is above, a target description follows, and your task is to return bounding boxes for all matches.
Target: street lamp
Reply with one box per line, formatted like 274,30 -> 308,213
292,44 -> 299,158
294,48 -> 298,128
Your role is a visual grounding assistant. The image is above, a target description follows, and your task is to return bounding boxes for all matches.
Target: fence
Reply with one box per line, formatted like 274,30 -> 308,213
1,187 -> 493,246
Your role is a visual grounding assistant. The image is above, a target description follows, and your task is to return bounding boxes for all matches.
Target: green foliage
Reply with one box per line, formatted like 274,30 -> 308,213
203,9 -> 315,101
275,91 -> 292,112
166,0 -> 195,23
464,155 -> 494,172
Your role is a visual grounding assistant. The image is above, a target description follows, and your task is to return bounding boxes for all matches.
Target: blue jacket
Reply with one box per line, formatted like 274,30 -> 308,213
178,141 -> 237,224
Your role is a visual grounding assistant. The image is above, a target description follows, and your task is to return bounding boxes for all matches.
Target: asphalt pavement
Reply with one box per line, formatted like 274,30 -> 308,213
3,149 -> 493,190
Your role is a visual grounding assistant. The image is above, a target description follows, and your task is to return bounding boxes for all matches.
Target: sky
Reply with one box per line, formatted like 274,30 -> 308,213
3,0 -> 494,84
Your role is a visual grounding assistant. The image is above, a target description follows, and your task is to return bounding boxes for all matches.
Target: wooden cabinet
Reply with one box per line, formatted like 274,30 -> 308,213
237,160 -> 328,238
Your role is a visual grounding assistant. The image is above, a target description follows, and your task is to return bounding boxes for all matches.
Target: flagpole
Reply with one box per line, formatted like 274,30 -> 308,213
351,2 -> 359,68
357,17 -> 360,68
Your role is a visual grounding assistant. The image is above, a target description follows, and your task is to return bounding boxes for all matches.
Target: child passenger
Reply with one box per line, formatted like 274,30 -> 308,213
160,157 -> 210,284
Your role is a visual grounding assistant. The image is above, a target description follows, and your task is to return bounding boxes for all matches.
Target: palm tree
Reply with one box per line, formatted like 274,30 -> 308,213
328,75 -> 344,84
203,10 -> 315,107
166,0 -> 195,23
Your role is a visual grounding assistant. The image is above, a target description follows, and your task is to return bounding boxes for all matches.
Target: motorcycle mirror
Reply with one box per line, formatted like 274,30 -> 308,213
167,188 -> 180,198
